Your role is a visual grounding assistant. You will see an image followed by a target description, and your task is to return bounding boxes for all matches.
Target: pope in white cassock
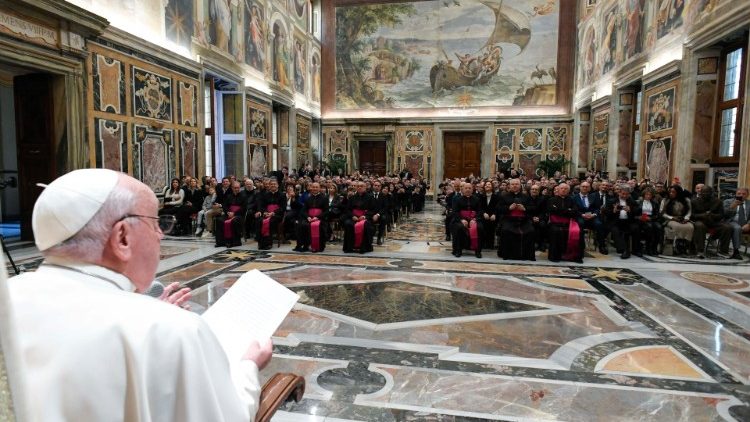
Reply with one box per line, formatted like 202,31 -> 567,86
7,169 -> 271,421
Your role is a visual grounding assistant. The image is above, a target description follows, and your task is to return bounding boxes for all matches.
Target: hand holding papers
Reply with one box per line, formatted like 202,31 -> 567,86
202,269 -> 299,363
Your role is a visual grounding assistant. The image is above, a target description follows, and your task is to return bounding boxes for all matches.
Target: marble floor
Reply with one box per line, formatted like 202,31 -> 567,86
5,203 -> 750,421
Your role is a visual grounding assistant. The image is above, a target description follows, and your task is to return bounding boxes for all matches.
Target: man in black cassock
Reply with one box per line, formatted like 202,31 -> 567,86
294,182 -> 329,252
496,179 -> 536,260
254,178 -> 285,249
371,180 -> 389,245
215,181 -> 247,248
480,181 -> 499,249
547,183 -> 584,263
343,181 -> 376,253
451,182 -> 484,258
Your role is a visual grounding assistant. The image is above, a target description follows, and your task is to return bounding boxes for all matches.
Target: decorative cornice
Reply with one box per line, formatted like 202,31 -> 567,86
9,0 -> 109,35
643,60 -> 681,90
591,95 -> 611,111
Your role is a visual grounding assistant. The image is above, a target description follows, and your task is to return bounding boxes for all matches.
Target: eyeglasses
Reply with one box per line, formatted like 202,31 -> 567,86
117,214 -> 176,234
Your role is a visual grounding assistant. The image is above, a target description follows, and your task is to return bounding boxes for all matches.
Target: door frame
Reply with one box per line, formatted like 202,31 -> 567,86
351,134 -> 393,175
435,124 -> 493,186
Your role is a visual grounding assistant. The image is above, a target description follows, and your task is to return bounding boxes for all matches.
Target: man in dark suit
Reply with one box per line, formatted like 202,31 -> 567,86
480,181 -> 499,249
724,187 -> 749,259
573,181 -> 607,254
399,168 -> 412,180
603,185 -> 641,259
371,180 -> 390,245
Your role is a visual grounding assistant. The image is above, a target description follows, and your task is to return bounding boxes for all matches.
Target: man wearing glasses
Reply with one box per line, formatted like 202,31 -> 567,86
7,169 -> 270,421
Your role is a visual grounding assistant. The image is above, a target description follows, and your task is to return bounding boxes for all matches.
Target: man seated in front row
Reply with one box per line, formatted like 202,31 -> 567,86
343,181 -> 376,253
547,183 -> 584,263
215,181 -> 247,248
255,178 -> 286,250
451,182 -> 484,258
294,181 -> 329,252
603,185 -> 641,259
724,187 -> 749,259
496,178 -> 536,260
8,169 -> 271,421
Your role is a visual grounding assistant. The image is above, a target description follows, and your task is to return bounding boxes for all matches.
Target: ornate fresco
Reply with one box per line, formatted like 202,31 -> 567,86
245,0 -> 267,73
334,0 -> 561,110
247,99 -> 272,178
577,0 -> 726,91
293,33 -> 307,95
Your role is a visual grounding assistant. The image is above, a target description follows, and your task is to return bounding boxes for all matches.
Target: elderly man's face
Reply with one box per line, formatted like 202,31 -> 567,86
618,190 -> 630,200
269,181 -> 278,192
244,180 -> 254,190
231,182 -> 241,193
373,182 -> 382,192
557,184 -> 570,196
530,185 -> 540,196
357,183 -> 366,194
122,178 -> 164,292
461,183 -> 473,196
738,189 -> 749,200
509,179 -> 521,193
580,183 -> 591,194
222,178 -> 230,188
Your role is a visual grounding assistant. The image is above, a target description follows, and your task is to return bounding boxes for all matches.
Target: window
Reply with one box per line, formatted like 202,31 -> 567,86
714,41 -> 747,161
215,92 -> 245,178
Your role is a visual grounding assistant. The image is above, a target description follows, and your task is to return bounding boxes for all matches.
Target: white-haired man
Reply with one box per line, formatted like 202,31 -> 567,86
8,169 -> 271,421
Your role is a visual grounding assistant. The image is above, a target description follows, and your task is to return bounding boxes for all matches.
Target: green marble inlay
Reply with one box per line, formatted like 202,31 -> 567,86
293,282 -> 543,324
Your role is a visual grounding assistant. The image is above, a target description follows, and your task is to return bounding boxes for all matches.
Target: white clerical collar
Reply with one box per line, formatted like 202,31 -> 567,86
42,256 -> 136,292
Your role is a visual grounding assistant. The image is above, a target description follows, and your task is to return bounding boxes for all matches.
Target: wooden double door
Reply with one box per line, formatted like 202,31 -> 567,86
358,140 -> 386,176
443,132 -> 481,180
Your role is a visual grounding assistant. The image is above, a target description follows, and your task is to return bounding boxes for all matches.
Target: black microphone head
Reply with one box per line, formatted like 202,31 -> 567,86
144,280 -> 165,298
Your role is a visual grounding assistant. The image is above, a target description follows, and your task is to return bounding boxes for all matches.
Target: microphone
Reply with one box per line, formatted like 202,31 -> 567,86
144,280 -> 165,298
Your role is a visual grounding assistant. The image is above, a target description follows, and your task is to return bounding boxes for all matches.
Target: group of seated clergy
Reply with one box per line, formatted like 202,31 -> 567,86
163,171 -> 428,253
439,173 -> 748,261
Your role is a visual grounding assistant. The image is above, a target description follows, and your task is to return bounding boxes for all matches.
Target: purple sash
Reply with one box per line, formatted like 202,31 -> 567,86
223,205 -> 242,239
262,204 -> 280,237
309,208 -> 322,252
550,214 -> 581,260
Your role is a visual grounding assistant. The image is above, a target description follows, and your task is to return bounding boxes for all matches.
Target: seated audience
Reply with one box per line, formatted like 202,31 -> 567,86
690,185 -> 731,257
723,187 -> 749,259
496,179 -> 536,260
451,182 -> 484,258
343,181 -> 376,253
636,188 -> 663,256
547,183 -> 583,263
295,182 -> 329,252
660,185 -> 694,255
255,179 -> 285,250
215,181 -> 247,248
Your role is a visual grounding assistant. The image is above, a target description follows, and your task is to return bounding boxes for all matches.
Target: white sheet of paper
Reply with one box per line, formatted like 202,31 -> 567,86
202,269 -> 299,363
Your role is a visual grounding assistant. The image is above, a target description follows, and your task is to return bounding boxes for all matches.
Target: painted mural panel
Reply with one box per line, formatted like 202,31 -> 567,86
93,53 -> 125,114
206,0 -> 238,55
247,101 -> 270,142
519,128 -> 543,151
272,18 -> 292,90
244,0 -> 267,73
519,154 -> 541,178
311,48 -> 321,103
656,0 -> 685,39
645,136 -> 671,184
335,0 -> 559,110
297,117 -> 311,149
579,25 -> 596,88
293,33 -> 307,95
249,144 -> 268,177
94,119 -> 126,172
623,0 -> 645,61
646,86 -> 675,134
288,0 -> 309,30
132,66 -> 173,122
600,3 -> 620,75
165,0 -> 194,48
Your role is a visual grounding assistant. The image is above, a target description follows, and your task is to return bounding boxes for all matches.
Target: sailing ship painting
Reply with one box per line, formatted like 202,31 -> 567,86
335,0 -> 559,110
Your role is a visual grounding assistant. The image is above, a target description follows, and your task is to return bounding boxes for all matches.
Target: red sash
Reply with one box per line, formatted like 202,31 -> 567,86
261,204 -> 280,237
459,210 -> 479,251
550,214 -> 581,260
353,209 -> 366,249
308,208 -> 322,251
223,204 -> 242,238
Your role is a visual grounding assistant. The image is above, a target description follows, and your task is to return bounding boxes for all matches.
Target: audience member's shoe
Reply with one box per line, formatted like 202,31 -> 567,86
230,241 -> 242,247
634,251 -> 643,257
475,250 -> 482,258
620,252 -> 630,259
574,259 -> 583,264
201,231 -> 212,239
452,250 -> 462,258
300,246 -> 309,252
716,251 -> 731,259
445,235 -> 452,241
377,237 -> 383,245
293,245 -> 303,252
195,228 -> 203,236
215,242 -> 225,248
359,248 -> 366,254
598,246 -> 608,255
731,250 -> 742,260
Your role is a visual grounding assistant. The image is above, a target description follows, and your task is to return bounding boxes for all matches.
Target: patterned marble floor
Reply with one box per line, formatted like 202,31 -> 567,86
5,203 -> 750,421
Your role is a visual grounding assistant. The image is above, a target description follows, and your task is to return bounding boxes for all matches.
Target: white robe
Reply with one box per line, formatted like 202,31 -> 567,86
8,259 -> 260,421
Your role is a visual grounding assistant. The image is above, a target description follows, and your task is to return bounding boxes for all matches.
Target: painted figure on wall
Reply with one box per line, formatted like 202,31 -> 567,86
273,21 -> 290,88
646,138 -> 670,184
244,0 -> 266,71
581,26 -> 596,87
250,145 -> 267,178
294,39 -> 306,94
624,0 -> 645,60
210,0 -> 232,52
311,52 -> 321,102
249,108 -> 267,140
647,88 -> 675,133
657,0 -> 685,39
600,5 -> 619,75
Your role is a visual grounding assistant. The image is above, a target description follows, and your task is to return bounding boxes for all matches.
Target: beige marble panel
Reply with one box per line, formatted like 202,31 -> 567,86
599,346 -> 709,380
264,254 -> 395,267
233,262 -> 294,272
416,260 -> 570,276
528,277 -> 597,292
159,261 -> 233,284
